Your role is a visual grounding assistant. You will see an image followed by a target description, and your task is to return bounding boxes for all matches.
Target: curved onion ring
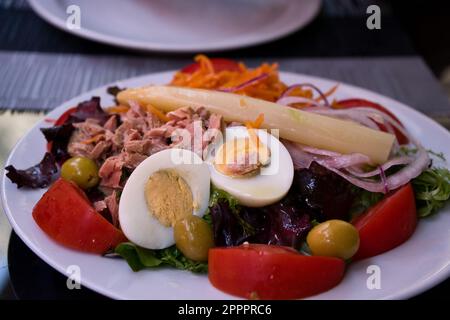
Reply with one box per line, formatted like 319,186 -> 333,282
219,73 -> 269,93
278,83 -> 331,106
283,140 -> 429,194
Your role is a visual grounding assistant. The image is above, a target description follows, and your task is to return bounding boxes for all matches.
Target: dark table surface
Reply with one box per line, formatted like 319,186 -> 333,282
1,0 -> 450,300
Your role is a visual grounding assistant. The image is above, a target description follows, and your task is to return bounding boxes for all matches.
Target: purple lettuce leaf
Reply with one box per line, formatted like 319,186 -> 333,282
209,188 -> 311,248
6,97 -> 109,189
5,153 -> 58,189
209,163 -> 356,249
40,123 -> 74,163
293,162 -> 355,221
67,97 -> 110,125
40,97 -> 109,164
262,193 -> 312,248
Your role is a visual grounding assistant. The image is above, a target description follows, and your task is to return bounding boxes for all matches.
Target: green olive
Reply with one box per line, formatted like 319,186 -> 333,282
306,219 -> 360,260
174,215 -> 214,262
61,156 -> 100,189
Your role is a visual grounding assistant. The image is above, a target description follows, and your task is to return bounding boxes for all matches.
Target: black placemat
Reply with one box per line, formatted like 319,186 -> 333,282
8,231 -> 106,300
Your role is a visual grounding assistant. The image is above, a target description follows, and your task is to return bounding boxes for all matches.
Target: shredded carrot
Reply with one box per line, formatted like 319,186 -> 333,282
315,84 -> 339,102
245,126 -> 260,151
245,113 -> 264,129
253,113 -> 264,128
289,84 -> 340,108
171,55 -> 339,103
244,113 -> 266,155
106,105 -> 130,114
195,54 -> 215,73
171,55 -> 291,102
146,104 -> 170,122
81,134 -> 104,145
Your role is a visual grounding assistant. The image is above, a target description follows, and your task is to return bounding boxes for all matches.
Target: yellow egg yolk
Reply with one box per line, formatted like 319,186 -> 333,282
144,170 -> 193,227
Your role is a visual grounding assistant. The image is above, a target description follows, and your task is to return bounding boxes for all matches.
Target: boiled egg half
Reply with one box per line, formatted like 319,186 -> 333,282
119,149 -> 210,249
207,126 -> 294,207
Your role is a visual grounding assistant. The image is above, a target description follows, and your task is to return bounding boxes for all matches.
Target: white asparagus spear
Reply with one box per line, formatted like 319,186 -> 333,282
117,86 -> 395,164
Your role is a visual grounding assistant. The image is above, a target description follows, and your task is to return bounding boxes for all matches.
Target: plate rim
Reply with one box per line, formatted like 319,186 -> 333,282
2,69 -> 450,300
27,0 -> 322,53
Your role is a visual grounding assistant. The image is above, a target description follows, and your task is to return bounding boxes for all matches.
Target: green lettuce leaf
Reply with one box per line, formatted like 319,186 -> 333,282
412,168 -> 450,217
349,188 -> 384,219
208,187 -> 255,234
115,242 -> 207,273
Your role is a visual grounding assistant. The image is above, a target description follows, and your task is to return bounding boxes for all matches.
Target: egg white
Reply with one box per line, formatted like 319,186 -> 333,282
207,126 -> 294,207
119,149 -> 210,250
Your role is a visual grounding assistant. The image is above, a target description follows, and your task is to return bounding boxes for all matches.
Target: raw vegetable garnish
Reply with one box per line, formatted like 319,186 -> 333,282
349,167 -> 450,219
114,242 -> 207,273
398,147 -> 450,217
412,168 -> 450,217
350,188 -> 384,219
209,188 -> 255,235
5,153 -> 57,189
5,97 -> 110,188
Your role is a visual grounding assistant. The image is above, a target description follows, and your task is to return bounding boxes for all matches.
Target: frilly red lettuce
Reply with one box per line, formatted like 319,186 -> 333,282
5,153 -> 58,188
6,97 -> 109,189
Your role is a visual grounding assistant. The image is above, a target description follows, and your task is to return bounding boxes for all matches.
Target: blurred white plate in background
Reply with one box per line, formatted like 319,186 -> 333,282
28,0 -> 321,52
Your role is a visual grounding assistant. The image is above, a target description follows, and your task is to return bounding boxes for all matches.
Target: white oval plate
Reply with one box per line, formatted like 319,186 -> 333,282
28,0 -> 321,53
2,71 -> 450,299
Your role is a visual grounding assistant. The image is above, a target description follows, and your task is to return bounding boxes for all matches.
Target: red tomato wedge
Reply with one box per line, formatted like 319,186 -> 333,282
32,178 -> 127,254
181,58 -> 240,74
54,107 -> 77,126
334,98 -> 409,144
352,183 -> 417,260
208,244 -> 345,300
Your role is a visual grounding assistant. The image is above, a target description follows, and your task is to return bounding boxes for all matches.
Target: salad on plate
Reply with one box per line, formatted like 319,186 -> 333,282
5,55 -> 450,300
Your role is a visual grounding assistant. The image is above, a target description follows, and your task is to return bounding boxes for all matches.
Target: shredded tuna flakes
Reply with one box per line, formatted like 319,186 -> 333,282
67,105 -> 223,221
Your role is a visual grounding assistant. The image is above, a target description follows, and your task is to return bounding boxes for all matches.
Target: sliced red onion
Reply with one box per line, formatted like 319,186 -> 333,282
283,140 -> 315,169
219,73 -> 269,93
384,145 -> 430,190
303,106 -> 412,146
348,107 -> 413,142
320,153 -> 372,169
346,156 -> 412,178
284,140 -> 430,194
284,142 -> 370,170
316,163 -> 386,193
282,100 -> 430,194
279,83 -> 331,106
320,147 -> 429,193
301,146 -> 343,157
379,166 -> 388,193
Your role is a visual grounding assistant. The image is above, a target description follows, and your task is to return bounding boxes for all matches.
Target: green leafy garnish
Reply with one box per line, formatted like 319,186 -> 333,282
398,146 -> 446,162
349,188 -> 384,219
209,187 -> 255,234
209,187 -> 239,209
115,242 -> 208,273
427,150 -> 446,161
412,168 -> 450,217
